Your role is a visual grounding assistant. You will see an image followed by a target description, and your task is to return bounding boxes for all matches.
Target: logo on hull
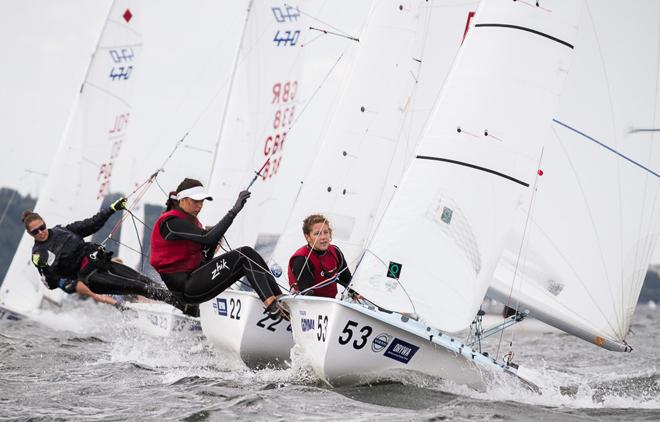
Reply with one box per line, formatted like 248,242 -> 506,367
371,333 -> 392,352
301,317 -> 315,332
212,298 -> 228,316
384,338 -> 419,364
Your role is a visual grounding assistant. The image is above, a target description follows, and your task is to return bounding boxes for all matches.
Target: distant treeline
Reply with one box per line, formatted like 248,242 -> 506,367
0,187 -> 163,281
1,187 -> 660,303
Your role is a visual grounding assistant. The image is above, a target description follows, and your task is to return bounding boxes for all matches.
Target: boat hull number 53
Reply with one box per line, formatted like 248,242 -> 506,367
338,320 -> 373,350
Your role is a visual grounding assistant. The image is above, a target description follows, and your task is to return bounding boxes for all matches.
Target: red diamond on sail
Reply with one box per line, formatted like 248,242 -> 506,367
123,9 -> 133,23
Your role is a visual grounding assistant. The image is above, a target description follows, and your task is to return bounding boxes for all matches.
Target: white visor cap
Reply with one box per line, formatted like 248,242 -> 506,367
176,186 -> 213,201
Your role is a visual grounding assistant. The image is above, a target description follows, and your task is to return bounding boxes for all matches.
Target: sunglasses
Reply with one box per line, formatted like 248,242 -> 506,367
28,224 -> 47,236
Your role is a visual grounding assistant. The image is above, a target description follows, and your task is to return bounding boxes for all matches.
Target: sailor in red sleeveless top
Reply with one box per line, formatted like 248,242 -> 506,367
287,216 -> 352,298
149,179 -> 287,319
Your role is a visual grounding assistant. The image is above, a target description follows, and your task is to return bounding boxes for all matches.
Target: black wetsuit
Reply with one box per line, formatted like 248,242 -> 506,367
32,207 -> 177,306
157,211 -> 282,304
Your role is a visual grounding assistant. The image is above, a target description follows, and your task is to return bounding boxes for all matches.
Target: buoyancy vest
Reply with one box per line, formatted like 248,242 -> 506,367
32,226 -> 91,279
287,244 -> 340,298
150,209 -> 204,274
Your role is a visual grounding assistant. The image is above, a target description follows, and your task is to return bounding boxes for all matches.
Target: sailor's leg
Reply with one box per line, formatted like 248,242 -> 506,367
234,246 -> 282,301
85,269 -> 179,306
183,247 -> 283,304
107,261 -> 158,286
182,251 -> 245,303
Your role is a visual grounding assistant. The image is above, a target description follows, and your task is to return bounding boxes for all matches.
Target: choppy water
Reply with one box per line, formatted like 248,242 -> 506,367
1,300 -> 659,421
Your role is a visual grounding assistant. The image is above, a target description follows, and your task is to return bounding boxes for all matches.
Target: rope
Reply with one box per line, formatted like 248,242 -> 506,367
296,272 -> 340,296
220,235 -> 291,292
100,127 -> 190,247
106,236 -> 146,257
101,171 -> 157,246
127,209 -> 145,272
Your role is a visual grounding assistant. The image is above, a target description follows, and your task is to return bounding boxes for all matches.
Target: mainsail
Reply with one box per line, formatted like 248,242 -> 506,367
350,0 -> 582,332
269,0 -> 476,274
205,1 -> 309,254
0,0 -> 142,314
205,0 -> 372,259
488,0 -> 660,351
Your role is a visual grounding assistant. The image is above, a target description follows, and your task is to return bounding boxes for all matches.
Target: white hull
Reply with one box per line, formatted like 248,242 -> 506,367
0,304 -> 27,322
282,296 -> 530,389
200,290 -> 293,368
123,302 -> 201,337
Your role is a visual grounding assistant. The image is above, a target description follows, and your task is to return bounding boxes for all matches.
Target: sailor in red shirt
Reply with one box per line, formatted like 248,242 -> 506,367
150,178 -> 287,319
287,214 -> 353,298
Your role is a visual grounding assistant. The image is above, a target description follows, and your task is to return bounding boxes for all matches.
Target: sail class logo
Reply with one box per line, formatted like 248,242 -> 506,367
384,338 -> 419,364
387,261 -> 402,279
213,298 -> 228,317
441,206 -> 453,224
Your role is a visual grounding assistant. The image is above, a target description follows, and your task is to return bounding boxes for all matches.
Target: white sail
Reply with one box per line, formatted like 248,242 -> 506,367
350,0 -> 582,333
205,0 -> 372,258
0,0 -> 141,314
269,1 -> 476,276
204,0 -> 308,254
199,1 -> 374,363
488,0 -> 660,351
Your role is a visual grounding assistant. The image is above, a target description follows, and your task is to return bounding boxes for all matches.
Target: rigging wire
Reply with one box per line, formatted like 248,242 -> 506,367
286,3 -> 359,40
219,235 -> 290,292
0,189 -> 17,228
496,149 -> 545,360
628,1 -> 660,335
308,26 -> 359,42
585,2 -> 627,336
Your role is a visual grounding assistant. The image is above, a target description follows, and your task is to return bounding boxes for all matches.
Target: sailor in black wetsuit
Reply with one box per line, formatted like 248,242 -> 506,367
150,178 -> 287,319
21,200 -> 180,309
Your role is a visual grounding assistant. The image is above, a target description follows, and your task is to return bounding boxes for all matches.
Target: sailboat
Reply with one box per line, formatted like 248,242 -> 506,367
277,0 -> 583,388
200,0 -> 323,367
199,0 -> 460,367
113,1 -> 263,337
0,0 -> 142,321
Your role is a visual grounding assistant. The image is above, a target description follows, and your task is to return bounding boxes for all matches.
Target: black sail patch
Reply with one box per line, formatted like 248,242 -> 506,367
387,261 -> 402,279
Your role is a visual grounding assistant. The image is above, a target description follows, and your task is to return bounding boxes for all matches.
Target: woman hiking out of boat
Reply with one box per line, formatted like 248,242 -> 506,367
288,214 -> 356,299
149,178 -> 288,319
22,200 -> 181,310
58,257 -> 152,309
